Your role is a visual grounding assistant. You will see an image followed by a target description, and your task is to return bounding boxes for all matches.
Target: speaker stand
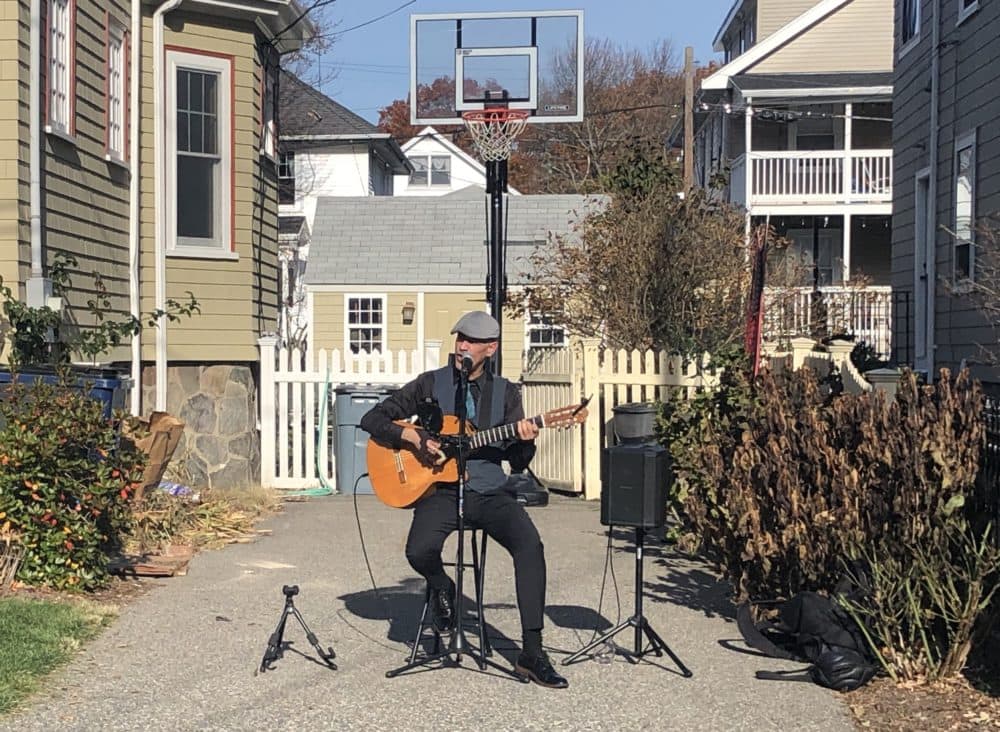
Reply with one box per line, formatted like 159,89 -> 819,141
563,526 -> 693,675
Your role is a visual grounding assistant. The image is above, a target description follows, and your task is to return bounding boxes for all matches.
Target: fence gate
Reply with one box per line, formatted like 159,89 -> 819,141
258,337 -> 440,491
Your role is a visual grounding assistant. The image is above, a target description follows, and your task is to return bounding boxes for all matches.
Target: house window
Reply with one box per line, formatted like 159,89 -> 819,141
278,150 -> 295,204
46,0 -> 75,136
527,314 -> 565,348
954,132 -> 976,281
346,296 -> 385,354
409,155 -> 451,187
166,50 -> 232,255
901,0 -> 919,45
105,19 -> 127,161
261,64 -> 277,158
958,0 -> 979,24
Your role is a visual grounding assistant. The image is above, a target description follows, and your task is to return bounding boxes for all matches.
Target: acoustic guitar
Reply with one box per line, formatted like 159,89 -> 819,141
366,402 -> 589,508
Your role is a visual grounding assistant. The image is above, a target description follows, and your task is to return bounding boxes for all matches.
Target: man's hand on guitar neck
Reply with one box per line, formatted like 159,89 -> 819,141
516,419 -> 540,441
402,426 -> 445,467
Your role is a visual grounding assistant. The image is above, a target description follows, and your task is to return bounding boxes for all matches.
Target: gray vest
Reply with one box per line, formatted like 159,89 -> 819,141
431,365 -> 508,493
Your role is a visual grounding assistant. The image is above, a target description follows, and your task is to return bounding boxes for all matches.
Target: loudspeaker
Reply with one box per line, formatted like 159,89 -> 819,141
600,442 -> 669,528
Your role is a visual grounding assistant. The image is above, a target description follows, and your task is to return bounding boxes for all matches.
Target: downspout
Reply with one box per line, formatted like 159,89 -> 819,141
154,0 -> 183,410
129,0 -> 142,413
927,0 -> 941,375
27,0 -> 49,308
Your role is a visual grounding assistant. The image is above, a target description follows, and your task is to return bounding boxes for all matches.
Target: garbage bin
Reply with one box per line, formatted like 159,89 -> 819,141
333,384 -> 397,494
0,368 -> 132,420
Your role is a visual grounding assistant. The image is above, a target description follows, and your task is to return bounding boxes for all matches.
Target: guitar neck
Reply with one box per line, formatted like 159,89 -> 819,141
470,415 -> 544,450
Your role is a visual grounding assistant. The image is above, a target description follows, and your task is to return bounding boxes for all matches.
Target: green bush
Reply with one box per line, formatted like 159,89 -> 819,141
662,365 -> 984,602
0,378 -> 145,590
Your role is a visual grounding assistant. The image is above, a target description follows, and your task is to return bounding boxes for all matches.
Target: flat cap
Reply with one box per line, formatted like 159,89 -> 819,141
451,311 -> 500,340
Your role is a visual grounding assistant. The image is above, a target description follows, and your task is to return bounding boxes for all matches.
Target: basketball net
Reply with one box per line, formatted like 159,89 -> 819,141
462,108 -> 529,163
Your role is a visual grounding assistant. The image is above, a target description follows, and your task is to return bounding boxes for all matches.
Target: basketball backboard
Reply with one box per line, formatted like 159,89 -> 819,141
410,10 -> 584,126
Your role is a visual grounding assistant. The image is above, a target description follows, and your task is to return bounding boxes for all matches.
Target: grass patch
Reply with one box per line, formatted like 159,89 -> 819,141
0,598 -> 115,714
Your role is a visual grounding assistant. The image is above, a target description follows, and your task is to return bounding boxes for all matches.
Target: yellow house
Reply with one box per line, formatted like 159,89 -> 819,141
303,193 -> 600,380
0,0 -> 314,488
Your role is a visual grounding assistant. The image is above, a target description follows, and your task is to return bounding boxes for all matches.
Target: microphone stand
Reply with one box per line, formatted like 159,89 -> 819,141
385,356 -> 524,681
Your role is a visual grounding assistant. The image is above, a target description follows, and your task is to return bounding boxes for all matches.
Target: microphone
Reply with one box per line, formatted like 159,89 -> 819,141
460,351 -> 474,373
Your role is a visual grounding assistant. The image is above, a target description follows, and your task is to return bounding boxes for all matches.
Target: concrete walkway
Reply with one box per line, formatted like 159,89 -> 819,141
1,495 -> 854,731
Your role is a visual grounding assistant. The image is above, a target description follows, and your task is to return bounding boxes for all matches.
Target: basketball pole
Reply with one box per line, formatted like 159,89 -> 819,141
485,157 -> 508,376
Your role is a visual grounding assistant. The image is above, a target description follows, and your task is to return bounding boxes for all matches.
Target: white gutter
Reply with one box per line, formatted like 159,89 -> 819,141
282,133 -> 394,141
129,0 -> 142,414
26,0 -> 48,308
154,0 -> 184,410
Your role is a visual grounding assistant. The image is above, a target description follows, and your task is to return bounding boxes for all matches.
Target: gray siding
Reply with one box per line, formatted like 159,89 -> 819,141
892,0 -> 1000,376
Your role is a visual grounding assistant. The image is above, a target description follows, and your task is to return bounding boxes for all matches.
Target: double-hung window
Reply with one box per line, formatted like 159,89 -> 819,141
408,155 -> 451,187
954,131 -> 976,282
278,150 -> 295,204
166,49 -> 233,256
346,296 -> 385,354
526,313 -> 566,348
46,0 -> 75,137
105,18 -> 127,162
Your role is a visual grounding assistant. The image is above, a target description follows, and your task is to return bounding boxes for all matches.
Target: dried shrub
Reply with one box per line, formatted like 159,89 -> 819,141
664,366 -> 984,602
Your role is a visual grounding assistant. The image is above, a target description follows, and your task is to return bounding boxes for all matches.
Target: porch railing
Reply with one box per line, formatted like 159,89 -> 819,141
730,150 -> 893,206
763,285 -> 894,359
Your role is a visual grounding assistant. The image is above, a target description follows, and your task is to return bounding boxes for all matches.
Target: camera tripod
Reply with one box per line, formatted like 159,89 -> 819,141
259,585 -> 337,673
564,526 -> 692,675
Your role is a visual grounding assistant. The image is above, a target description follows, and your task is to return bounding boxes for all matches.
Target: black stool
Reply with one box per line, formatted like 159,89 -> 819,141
408,528 -> 491,663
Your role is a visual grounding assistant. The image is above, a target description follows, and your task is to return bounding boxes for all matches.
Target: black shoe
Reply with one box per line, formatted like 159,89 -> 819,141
430,584 -> 455,633
515,652 -> 569,689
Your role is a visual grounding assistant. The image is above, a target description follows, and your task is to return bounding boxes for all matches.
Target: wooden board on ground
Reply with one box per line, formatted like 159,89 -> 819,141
109,545 -> 195,577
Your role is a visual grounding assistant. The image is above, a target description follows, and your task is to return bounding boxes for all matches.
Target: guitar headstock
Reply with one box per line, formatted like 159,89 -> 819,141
541,399 -> 590,430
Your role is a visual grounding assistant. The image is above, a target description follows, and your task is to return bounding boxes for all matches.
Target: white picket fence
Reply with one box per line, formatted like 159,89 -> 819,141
258,335 -> 896,498
258,336 -> 441,490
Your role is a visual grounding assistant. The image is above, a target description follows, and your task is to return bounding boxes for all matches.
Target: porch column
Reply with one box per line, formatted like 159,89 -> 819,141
843,103 -> 853,204
745,98 -> 753,239
843,213 -> 852,283
842,103 -> 853,282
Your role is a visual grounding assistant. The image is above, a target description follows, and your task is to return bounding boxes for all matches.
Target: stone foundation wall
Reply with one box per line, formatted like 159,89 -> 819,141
142,364 -> 259,490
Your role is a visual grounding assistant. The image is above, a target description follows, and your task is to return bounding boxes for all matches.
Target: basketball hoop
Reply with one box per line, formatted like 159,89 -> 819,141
462,108 -> 530,163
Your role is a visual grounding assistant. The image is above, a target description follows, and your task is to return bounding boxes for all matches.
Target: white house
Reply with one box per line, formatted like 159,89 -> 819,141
394,126 -> 522,196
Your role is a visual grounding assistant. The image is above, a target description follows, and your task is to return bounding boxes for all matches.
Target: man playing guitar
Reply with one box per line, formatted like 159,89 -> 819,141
359,311 -> 569,689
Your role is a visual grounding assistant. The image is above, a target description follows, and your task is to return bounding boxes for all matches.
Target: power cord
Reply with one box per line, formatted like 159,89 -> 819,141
351,472 -> 384,602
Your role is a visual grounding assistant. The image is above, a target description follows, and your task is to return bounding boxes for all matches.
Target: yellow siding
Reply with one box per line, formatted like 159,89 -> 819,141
757,0 -> 817,39
751,0 -> 892,74
310,291 -> 345,354
41,0 -> 132,363
0,0 -> 29,353
139,9 -> 278,363
388,293 -> 418,353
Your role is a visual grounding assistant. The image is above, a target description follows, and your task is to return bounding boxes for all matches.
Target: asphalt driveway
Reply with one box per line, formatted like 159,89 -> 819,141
0,494 -> 854,731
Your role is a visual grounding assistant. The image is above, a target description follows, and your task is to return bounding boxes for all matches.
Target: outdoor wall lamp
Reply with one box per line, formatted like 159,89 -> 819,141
401,301 -> 416,325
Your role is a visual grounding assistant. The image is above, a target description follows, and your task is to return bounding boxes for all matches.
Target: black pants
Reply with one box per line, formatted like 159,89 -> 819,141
405,485 -> 546,632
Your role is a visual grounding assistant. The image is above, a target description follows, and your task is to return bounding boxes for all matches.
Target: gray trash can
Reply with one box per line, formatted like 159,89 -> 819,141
333,384 -> 397,494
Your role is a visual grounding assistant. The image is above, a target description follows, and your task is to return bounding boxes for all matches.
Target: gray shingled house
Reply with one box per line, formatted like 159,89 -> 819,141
303,193 -> 602,377
890,0 -> 1000,380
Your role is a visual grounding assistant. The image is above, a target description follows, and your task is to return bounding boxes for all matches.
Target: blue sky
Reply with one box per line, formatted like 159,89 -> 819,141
306,1 -> 736,123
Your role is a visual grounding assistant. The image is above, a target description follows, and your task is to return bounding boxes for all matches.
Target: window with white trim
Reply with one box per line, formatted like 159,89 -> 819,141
958,0 -> 979,24
408,155 -> 451,187
278,150 -> 295,204
954,131 -> 976,281
261,64 -> 277,158
346,296 -> 385,354
166,50 -> 232,255
106,19 -> 126,161
901,0 -> 919,45
526,313 -> 565,348
46,0 -> 74,135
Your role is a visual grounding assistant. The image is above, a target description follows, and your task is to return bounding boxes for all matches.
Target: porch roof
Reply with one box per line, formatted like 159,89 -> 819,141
732,72 -> 893,99
304,195 -> 605,287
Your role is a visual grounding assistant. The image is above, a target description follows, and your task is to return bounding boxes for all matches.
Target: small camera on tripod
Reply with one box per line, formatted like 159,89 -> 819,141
282,584 -> 299,598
